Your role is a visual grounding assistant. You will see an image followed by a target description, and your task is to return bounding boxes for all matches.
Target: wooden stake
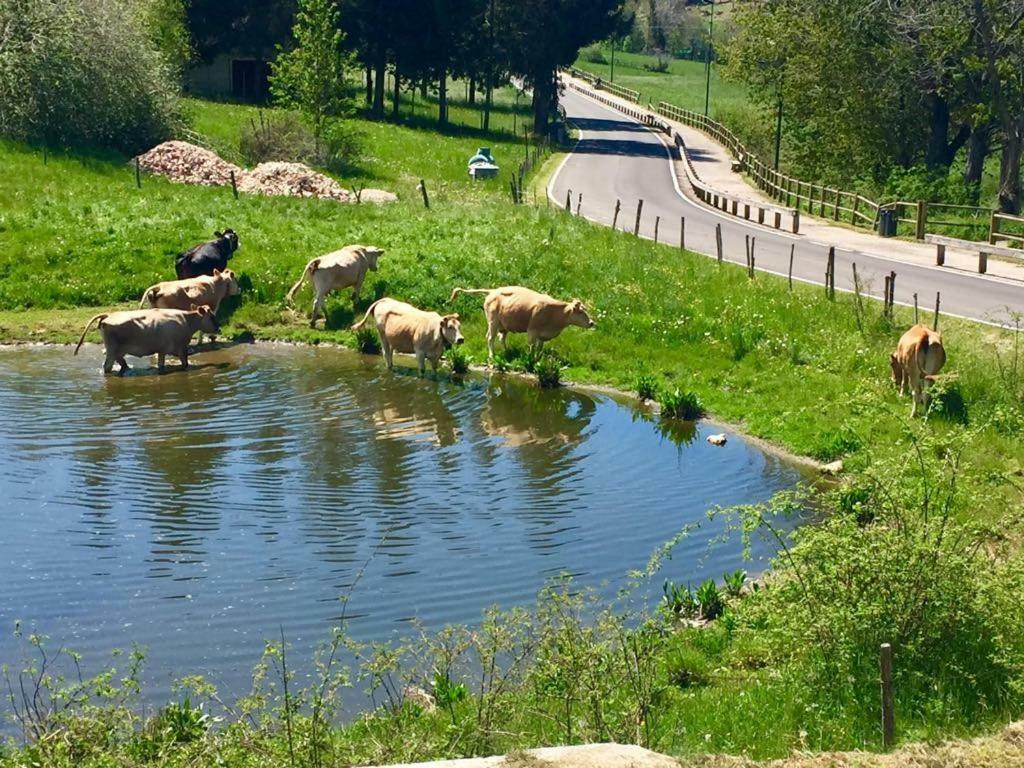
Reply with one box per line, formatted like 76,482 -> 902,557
680,216 -> 685,251
888,271 -> 896,319
419,179 -> 430,209
634,199 -> 644,236
749,237 -> 756,278
654,215 -> 660,243
230,170 -> 238,200
135,157 -> 141,189
914,293 -> 919,324
612,199 -> 621,229
884,275 -> 892,318
576,192 -> 582,216
788,244 -> 795,290
715,223 -> 723,263
933,292 -> 941,331
880,643 -> 894,749
565,189 -> 572,212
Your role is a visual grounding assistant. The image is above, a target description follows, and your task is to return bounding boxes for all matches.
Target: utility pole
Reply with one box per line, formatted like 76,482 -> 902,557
704,0 -> 715,117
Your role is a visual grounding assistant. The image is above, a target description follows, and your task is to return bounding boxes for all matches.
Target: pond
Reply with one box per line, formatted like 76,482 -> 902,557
0,344 -> 807,705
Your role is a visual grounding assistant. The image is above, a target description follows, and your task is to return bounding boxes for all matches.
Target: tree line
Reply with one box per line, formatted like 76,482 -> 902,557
727,0 -> 1024,213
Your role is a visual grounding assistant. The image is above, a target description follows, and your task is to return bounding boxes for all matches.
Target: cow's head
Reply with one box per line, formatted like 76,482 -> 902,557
214,269 -> 241,296
214,229 -> 240,254
567,299 -> 596,329
361,246 -> 384,272
191,304 -> 221,335
440,313 -> 465,347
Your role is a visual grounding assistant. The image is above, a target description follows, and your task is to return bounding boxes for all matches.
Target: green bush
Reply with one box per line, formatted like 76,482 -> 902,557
447,345 -> 470,376
239,112 -> 316,165
533,353 -> 562,388
696,579 -> 724,620
579,43 -> 608,64
0,0 -> 180,153
659,387 -> 704,420
635,374 -> 658,401
354,326 -> 381,354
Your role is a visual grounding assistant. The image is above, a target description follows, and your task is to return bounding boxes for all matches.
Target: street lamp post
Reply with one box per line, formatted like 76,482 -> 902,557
703,0 -> 716,117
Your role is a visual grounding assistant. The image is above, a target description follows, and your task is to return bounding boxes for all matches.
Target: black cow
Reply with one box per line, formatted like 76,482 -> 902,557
175,229 -> 240,279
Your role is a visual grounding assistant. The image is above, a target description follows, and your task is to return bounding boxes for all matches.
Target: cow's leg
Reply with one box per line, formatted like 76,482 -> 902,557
416,350 -> 427,377
179,349 -> 189,370
352,276 -> 365,307
310,292 -> 324,328
157,353 -> 166,372
429,354 -> 440,377
103,351 -> 116,374
486,319 -> 498,363
381,338 -> 394,370
117,357 -> 130,373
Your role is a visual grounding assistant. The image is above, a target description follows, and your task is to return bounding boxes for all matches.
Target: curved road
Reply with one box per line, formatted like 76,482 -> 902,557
550,88 -> 1024,325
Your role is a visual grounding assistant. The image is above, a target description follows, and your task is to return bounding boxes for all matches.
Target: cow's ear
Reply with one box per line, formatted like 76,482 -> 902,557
213,268 -> 221,276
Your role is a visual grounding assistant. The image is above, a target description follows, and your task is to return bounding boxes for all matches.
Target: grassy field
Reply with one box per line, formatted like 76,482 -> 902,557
2,97 -> 1024,765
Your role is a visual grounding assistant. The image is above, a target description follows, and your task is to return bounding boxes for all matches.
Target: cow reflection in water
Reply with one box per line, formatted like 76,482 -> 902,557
479,382 -> 597,469
370,382 -> 460,448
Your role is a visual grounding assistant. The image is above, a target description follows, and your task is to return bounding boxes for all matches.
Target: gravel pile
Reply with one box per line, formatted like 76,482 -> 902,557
237,161 -> 353,202
134,141 -> 243,187
133,141 -> 396,204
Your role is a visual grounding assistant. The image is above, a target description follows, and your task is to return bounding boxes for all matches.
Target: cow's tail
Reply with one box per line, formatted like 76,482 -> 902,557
351,299 -> 386,331
139,286 -> 157,309
74,314 -> 108,355
286,258 -> 320,302
448,287 -> 492,302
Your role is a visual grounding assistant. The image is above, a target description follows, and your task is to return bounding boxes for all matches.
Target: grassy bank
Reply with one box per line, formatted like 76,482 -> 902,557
2,98 -> 1024,765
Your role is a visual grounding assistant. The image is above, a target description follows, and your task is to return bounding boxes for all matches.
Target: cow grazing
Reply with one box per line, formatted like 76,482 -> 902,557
175,229 -> 240,279
891,324 -> 946,417
74,307 -> 220,374
449,285 -> 595,362
286,244 -> 384,327
140,269 -> 240,314
352,297 -> 464,376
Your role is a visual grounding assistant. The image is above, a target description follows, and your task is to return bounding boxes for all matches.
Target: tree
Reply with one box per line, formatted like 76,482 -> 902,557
270,0 -> 351,143
186,0 -> 296,63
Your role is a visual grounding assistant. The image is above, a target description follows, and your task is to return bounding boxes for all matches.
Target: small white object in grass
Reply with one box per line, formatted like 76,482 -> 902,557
821,459 -> 844,475
706,433 -> 727,446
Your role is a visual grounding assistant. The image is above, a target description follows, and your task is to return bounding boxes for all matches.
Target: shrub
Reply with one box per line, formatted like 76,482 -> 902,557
0,0 -> 180,153
723,569 -> 747,598
239,112 -> 316,165
642,55 -> 670,73
153,698 -> 210,743
662,580 -> 698,618
447,345 -> 470,376
579,44 -> 608,64
354,326 -> 380,354
320,119 -> 363,173
696,579 -> 724,620
635,374 -> 658,401
659,387 -> 704,420
533,353 -> 562,388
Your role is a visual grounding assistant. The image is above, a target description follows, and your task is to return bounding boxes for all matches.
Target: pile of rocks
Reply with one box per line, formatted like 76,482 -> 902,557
133,141 -> 396,204
134,141 -> 243,187
237,161 -> 352,202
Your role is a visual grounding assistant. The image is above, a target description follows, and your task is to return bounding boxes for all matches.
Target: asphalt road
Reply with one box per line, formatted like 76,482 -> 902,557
549,88 -> 1024,326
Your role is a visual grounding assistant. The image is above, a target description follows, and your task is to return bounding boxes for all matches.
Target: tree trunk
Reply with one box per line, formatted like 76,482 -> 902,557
468,77 -> 476,105
925,94 -> 950,169
998,125 -> 1022,214
365,64 -> 373,106
372,48 -> 386,118
438,67 -> 448,125
484,82 -> 493,131
392,68 -> 401,120
963,123 -> 990,197
532,70 -> 556,135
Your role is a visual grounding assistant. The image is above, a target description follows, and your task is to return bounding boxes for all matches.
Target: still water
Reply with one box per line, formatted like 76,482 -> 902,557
0,344 -> 805,702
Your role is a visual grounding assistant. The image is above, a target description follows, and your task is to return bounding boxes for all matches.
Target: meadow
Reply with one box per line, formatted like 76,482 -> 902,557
1,94 -> 1024,765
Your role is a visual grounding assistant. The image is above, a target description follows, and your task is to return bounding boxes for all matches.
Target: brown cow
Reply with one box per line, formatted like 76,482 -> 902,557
286,245 -> 384,327
352,297 -> 464,376
449,285 -> 595,362
74,307 -> 220,374
891,324 -> 946,417
139,269 -> 240,314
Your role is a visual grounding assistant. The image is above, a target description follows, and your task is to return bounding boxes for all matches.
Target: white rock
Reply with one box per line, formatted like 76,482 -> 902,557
706,433 -> 727,446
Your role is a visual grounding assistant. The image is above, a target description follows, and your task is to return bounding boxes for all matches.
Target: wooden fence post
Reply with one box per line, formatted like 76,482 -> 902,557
680,217 -> 685,251
884,275 -> 892,319
914,293 -> 919,324
826,246 -> 836,299
915,200 -> 927,240
749,237 -> 756,278
576,192 -> 582,216
852,195 -> 859,225
979,249 -> 988,274
419,179 -> 430,208
888,271 -> 896,319
613,199 -> 621,229
230,170 -> 238,199
715,223 -> 723,263
989,211 -> 998,245
880,643 -> 894,749
936,243 -> 945,266
565,189 -> 572,212
135,158 -> 142,189
788,244 -> 795,290
793,208 -> 801,234
634,199 -> 644,236
933,292 -> 941,331
834,189 -> 841,221
654,215 -> 660,243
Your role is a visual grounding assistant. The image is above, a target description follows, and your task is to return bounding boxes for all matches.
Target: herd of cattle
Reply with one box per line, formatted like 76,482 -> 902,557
73,228 -> 945,416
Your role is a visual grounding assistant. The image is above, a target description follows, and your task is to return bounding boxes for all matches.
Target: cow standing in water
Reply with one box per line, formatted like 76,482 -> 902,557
449,285 -> 595,362
286,245 -> 384,328
891,324 -> 947,417
352,298 -> 464,376
74,307 -> 220,374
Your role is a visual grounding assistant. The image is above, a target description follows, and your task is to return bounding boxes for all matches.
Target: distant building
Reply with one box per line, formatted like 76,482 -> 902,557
187,53 -> 271,102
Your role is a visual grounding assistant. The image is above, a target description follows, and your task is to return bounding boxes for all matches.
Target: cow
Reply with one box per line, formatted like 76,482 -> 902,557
449,285 -> 595,362
286,245 -> 384,328
139,269 -> 240,314
352,297 -> 464,376
890,324 -> 946,417
175,229 -> 240,279
74,306 -> 220,374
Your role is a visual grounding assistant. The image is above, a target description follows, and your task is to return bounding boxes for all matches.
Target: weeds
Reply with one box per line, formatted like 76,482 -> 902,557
635,373 -> 658,401
659,388 -> 704,420
354,326 -> 381,354
447,344 -> 470,376
532,353 -> 562,388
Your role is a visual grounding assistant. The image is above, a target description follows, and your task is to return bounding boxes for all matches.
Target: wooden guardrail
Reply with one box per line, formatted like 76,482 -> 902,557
991,211 -> 1024,248
566,80 -> 799,234
926,233 -> 1024,274
566,66 -> 640,104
